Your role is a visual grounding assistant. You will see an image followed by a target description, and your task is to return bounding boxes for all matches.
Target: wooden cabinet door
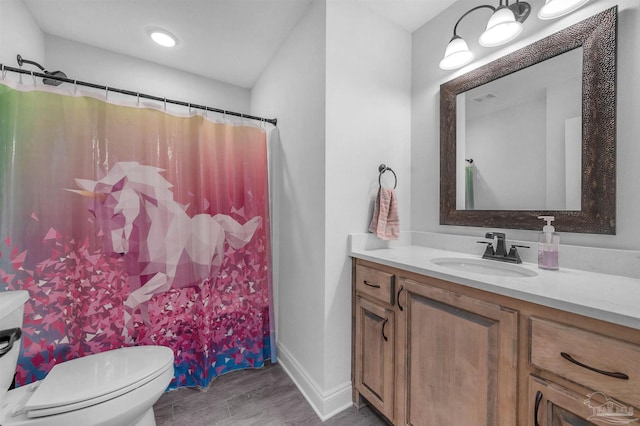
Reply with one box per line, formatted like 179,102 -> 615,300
354,295 -> 395,421
396,278 -> 518,426
526,375 -> 638,426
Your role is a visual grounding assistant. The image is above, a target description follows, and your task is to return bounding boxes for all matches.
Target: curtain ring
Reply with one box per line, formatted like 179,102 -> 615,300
136,92 -> 140,106
105,86 -> 109,99
188,103 -> 191,115
31,70 -> 36,86
1,64 -> 6,80
73,80 -> 78,94
164,98 -> 167,111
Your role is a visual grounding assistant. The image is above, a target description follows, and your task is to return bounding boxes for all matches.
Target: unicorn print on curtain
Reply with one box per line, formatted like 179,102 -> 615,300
0,80 -> 274,389
68,162 -> 261,333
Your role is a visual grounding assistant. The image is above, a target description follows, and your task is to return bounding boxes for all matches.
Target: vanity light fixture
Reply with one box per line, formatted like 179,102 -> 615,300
149,29 -> 177,48
538,0 -> 590,19
439,0 -> 589,70
439,1 -> 530,70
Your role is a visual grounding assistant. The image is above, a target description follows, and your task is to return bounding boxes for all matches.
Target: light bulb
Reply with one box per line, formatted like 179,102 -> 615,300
538,0 -> 589,20
439,36 -> 474,70
479,7 -> 523,47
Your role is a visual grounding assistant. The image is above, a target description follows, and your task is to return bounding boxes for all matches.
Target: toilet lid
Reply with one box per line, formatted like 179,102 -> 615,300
24,345 -> 174,418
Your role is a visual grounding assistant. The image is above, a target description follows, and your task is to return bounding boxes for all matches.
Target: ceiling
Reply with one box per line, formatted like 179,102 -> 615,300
23,0 -> 458,88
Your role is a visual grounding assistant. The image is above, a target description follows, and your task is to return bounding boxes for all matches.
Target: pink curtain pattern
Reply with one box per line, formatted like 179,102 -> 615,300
0,82 -> 273,388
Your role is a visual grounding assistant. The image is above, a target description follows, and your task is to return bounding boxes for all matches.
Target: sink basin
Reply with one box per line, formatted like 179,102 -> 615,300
431,257 -> 538,278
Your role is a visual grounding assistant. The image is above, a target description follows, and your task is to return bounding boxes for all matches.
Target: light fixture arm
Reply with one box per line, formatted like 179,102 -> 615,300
452,0 -> 531,38
506,0 -> 532,23
452,5 -> 497,38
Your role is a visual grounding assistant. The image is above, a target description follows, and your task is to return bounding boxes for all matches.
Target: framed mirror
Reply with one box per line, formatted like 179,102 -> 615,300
440,7 -> 616,234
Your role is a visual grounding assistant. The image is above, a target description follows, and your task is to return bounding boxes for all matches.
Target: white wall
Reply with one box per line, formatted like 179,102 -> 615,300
412,0 -> 640,250
0,0 -> 44,66
44,35 -> 250,114
251,0 -> 329,414
466,95 -> 546,210
252,0 -> 411,419
325,0 -> 411,398
0,3 -> 249,114
545,77 -> 581,209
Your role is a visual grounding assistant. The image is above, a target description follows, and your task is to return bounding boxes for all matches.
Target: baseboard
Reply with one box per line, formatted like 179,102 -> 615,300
276,342 -> 353,421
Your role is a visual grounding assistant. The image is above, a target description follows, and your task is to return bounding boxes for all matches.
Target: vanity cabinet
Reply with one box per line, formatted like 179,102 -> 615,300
353,264 -> 396,421
352,259 -> 517,426
395,277 -> 518,426
351,258 -> 640,426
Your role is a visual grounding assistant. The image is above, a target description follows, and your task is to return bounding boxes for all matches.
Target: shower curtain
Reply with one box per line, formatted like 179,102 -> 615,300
0,81 -> 274,389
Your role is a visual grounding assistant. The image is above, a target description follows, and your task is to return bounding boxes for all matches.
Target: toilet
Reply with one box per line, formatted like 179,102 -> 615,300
0,290 -> 174,426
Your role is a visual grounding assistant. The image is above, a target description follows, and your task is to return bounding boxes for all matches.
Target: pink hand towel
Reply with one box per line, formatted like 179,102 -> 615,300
368,187 -> 399,240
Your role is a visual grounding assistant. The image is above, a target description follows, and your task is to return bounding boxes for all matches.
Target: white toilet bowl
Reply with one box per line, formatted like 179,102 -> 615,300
0,291 -> 174,426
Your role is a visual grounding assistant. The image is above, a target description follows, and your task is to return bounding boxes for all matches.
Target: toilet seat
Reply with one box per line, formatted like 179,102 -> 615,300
22,346 -> 174,419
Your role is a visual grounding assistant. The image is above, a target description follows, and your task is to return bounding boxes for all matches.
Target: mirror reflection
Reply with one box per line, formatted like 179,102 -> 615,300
456,48 -> 582,211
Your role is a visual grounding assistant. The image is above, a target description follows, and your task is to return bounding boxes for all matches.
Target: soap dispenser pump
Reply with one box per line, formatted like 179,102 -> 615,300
538,216 -> 559,270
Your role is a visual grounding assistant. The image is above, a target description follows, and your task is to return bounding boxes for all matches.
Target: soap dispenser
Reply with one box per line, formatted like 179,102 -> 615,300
538,216 -> 559,270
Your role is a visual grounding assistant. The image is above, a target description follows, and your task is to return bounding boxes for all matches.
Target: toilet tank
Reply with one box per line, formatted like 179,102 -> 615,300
0,290 -> 29,405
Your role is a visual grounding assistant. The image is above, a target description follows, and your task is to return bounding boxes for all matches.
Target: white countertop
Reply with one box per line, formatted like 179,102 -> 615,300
350,244 -> 640,331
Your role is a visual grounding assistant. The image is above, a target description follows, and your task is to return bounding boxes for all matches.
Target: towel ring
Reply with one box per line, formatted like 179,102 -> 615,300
378,164 -> 397,189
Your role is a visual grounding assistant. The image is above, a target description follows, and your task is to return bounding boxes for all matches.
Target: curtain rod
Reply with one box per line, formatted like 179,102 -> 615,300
0,63 -> 278,126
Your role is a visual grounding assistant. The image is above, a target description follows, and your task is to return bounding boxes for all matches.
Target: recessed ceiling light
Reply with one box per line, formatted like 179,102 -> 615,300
149,29 -> 177,47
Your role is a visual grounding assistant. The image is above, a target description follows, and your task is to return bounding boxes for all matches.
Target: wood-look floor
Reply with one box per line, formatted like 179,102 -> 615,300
154,362 -> 389,425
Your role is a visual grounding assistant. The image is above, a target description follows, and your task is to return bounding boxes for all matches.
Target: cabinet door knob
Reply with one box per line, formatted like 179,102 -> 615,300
534,390 -> 543,426
382,317 -> 389,342
560,352 -> 629,380
397,285 -> 404,311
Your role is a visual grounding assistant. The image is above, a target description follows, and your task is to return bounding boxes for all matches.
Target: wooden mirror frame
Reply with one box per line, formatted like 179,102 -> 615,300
440,7 -> 616,234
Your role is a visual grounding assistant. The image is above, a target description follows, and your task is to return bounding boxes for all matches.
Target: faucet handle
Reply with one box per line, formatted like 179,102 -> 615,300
477,240 -> 495,257
507,244 -> 529,264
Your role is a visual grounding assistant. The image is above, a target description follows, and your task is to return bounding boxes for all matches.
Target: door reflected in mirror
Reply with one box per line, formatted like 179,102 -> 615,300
456,48 -> 583,211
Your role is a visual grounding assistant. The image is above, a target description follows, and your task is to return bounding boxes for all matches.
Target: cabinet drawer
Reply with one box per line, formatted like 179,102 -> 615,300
355,265 -> 395,305
530,317 -> 640,408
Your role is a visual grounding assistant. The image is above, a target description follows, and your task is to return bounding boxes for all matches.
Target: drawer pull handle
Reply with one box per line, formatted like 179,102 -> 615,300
560,352 -> 629,380
397,285 -> 404,311
363,280 -> 380,289
534,391 -> 542,426
382,317 -> 389,342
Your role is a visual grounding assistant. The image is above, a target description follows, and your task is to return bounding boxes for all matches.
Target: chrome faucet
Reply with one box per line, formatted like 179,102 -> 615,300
477,232 -> 529,264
